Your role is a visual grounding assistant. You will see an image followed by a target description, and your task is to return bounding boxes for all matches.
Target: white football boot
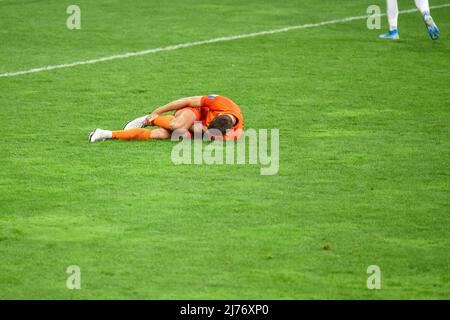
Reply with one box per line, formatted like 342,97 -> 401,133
88,128 -> 112,143
123,115 -> 148,130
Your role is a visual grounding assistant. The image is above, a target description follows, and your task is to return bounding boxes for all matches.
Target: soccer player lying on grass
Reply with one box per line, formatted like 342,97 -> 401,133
88,95 -> 244,142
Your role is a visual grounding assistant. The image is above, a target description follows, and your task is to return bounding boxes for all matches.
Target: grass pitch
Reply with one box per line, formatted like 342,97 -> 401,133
0,0 -> 449,299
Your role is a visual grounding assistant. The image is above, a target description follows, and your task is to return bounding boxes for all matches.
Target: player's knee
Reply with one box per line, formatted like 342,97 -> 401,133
168,119 -> 186,131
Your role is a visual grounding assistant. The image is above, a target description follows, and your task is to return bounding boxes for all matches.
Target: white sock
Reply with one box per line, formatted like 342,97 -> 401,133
98,129 -> 112,139
386,0 -> 399,31
415,0 -> 430,15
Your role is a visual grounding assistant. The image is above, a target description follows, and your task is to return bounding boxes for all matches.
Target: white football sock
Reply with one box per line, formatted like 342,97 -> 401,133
386,0 -> 399,31
98,129 -> 112,139
415,0 -> 430,15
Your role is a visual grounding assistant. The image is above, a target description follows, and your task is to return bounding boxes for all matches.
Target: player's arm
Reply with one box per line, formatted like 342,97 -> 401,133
150,96 -> 202,115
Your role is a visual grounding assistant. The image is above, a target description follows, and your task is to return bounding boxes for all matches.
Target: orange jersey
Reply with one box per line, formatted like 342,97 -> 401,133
200,94 -> 244,132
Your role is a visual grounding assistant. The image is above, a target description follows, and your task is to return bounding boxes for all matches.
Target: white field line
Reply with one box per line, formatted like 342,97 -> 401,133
1,4 -> 449,78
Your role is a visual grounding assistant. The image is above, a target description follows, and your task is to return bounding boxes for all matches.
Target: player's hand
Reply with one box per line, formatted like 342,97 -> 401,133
145,112 -> 159,125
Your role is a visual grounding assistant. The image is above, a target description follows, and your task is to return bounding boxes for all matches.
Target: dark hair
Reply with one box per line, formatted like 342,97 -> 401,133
208,115 -> 233,135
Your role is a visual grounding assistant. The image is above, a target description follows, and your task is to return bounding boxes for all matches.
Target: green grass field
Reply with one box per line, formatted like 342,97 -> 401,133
0,0 -> 449,299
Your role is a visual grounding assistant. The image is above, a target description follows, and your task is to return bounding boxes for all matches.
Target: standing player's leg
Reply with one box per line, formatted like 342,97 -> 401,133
415,0 -> 440,40
415,0 -> 430,12
380,0 -> 400,39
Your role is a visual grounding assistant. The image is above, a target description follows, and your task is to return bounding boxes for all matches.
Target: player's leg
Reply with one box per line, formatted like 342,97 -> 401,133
380,0 -> 400,39
415,0 -> 430,13
145,108 -> 198,134
415,0 -> 440,40
168,108 -> 197,131
112,128 -> 171,140
123,108 -> 198,131
88,128 -> 170,142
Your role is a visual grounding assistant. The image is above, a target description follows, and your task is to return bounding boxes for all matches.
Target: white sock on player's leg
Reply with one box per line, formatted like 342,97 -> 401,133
98,129 -> 112,139
89,129 -> 113,143
123,115 -> 148,130
386,0 -> 399,31
415,0 -> 430,15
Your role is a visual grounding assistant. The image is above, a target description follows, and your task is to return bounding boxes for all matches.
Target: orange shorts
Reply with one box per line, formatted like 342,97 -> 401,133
174,107 -> 201,121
